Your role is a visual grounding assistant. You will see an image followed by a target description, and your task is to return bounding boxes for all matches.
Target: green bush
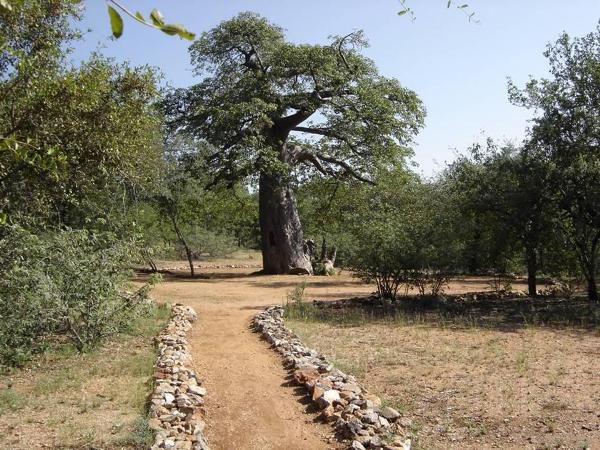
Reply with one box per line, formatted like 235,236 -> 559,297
313,262 -> 336,277
0,227 -> 152,367
284,281 -> 318,321
346,180 -> 460,301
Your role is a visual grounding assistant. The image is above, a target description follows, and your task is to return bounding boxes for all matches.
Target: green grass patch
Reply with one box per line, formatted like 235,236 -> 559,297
0,387 -> 28,414
0,302 -> 171,449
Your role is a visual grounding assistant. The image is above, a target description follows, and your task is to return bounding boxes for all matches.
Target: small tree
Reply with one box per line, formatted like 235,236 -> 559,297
442,140 -> 555,296
349,172 -> 460,300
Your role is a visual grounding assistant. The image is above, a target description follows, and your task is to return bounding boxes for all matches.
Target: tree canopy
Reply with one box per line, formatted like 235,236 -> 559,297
166,12 -> 425,185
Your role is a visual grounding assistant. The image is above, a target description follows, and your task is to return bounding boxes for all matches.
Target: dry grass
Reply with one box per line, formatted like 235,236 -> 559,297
0,304 -> 170,450
288,304 -> 600,450
154,249 -> 263,271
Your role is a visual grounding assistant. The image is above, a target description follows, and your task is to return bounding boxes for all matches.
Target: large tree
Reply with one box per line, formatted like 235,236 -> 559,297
1,0 -> 162,229
509,25 -> 600,301
165,12 -> 424,274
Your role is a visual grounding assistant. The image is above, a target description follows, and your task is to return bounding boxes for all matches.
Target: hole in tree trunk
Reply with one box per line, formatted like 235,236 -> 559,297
269,231 -> 276,247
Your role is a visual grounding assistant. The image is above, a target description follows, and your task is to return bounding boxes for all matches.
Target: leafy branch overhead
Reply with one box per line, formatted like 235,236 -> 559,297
399,0 -> 478,23
105,0 -> 195,40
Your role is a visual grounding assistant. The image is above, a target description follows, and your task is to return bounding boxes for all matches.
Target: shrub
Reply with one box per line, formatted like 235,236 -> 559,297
182,227 -> 237,259
313,261 -> 336,277
284,281 -> 318,320
409,270 -> 451,296
0,227 -> 152,367
350,232 -> 411,300
487,272 -> 515,294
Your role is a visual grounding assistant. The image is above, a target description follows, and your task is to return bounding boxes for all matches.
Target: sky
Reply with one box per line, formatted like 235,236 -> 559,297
72,1 -> 600,177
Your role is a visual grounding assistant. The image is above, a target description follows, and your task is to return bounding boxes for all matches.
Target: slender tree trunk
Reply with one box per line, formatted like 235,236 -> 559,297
170,215 -> 195,277
142,249 -> 158,273
587,276 -> 598,302
258,171 -> 312,274
584,251 -> 598,302
576,236 -> 599,302
330,246 -> 337,265
525,245 -> 538,297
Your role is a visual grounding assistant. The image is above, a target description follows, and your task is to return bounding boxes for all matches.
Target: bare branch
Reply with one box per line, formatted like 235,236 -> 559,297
315,152 -> 375,185
292,126 -> 368,158
336,32 -> 357,73
289,144 -> 375,185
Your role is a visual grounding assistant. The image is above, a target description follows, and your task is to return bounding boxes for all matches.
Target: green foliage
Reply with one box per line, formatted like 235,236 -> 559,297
284,281 -> 318,321
0,227 -> 154,367
104,1 -> 195,41
107,4 -> 124,38
141,139 -> 258,274
0,1 -> 167,368
1,55 -> 162,228
346,171 -> 461,300
314,262 -> 336,277
509,24 -> 600,301
179,226 -> 236,259
1,1 -> 163,228
399,0 -> 478,22
165,11 -> 424,191
441,140 -> 554,276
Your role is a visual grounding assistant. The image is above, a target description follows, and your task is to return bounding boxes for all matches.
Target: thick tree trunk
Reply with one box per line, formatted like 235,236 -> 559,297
526,245 -> 538,297
259,171 -> 312,274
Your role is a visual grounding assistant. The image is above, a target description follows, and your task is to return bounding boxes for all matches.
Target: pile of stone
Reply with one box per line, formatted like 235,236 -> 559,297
149,304 -> 211,450
197,263 -> 262,269
254,306 -> 412,450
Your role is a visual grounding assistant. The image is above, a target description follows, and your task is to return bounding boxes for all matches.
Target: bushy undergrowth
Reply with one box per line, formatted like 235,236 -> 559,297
350,239 -> 453,301
0,227 -> 154,368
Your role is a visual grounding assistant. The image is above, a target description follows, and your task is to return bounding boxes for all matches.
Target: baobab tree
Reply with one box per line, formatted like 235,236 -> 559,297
165,12 -> 425,274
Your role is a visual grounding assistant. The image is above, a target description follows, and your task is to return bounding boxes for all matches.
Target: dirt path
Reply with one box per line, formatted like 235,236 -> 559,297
150,269 -> 374,450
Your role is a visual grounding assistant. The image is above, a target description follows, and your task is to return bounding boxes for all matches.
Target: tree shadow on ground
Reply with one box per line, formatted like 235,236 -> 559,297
252,279 -> 363,290
294,294 -> 600,333
132,269 -> 265,283
251,324 -> 323,420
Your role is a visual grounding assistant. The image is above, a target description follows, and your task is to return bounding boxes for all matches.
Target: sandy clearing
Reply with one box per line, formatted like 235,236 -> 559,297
147,268 -> 541,450
149,270 -> 374,450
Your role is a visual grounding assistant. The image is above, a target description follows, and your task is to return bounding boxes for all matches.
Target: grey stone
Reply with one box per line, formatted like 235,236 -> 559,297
362,411 -> 380,424
188,385 -> 207,396
380,406 -> 401,421
379,415 -> 390,428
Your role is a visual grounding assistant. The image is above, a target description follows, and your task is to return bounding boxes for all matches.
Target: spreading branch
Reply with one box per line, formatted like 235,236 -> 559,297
290,145 -> 375,185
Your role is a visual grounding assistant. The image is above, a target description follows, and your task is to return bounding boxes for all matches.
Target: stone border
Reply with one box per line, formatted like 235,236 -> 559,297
254,306 -> 412,450
149,304 -> 211,450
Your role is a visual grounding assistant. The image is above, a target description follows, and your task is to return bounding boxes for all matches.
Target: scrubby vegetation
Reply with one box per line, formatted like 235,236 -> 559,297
0,1 -> 257,367
1,0 -> 599,388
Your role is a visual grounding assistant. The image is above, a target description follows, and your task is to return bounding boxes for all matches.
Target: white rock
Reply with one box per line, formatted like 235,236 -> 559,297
317,389 -> 341,408
163,438 -> 177,450
164,393 -> 176,405
351,441 -> 367,450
